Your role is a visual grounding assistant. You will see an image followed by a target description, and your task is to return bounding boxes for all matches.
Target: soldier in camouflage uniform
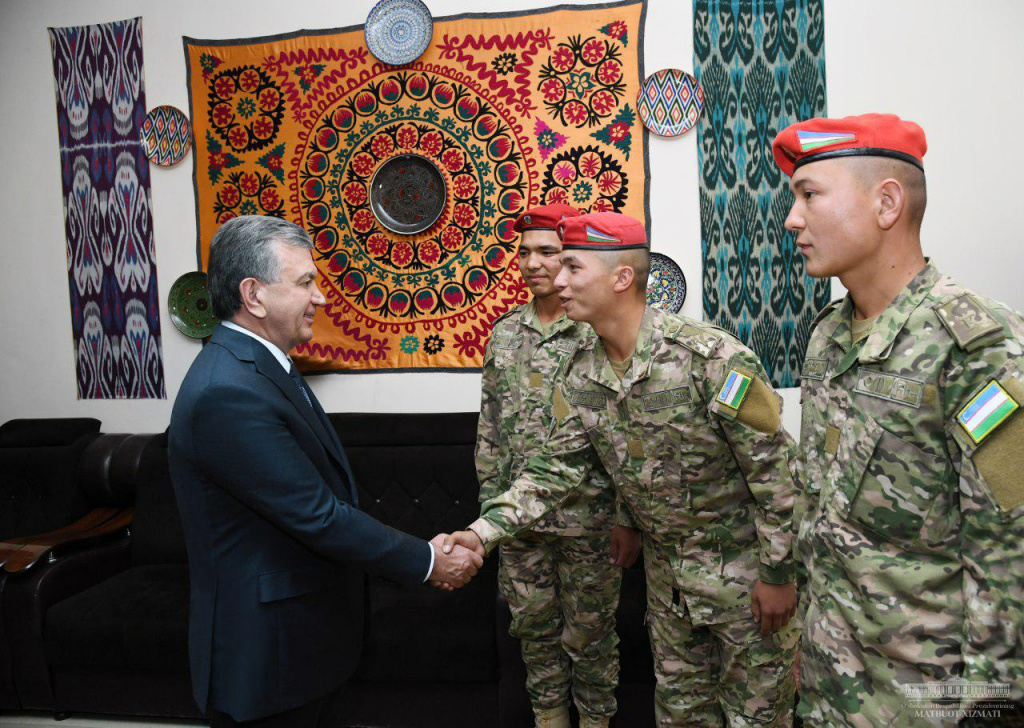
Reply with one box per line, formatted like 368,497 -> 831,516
476,204 -> 640,728
773,114 -> 1024,726
451,212 -> 800,726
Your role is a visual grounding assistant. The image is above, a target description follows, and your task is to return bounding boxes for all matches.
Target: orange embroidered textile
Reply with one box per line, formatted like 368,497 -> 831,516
185,1 -> 647,371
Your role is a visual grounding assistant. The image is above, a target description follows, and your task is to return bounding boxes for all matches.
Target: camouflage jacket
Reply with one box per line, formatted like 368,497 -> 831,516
472,306 -> 798,625
795,261 -> 1024,724
476,300 -> 616,535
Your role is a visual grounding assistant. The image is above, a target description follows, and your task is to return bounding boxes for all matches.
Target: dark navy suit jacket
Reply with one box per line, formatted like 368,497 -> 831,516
169,324 -> 430,721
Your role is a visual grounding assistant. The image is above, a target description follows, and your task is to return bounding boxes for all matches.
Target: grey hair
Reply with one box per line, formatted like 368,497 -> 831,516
207,216 -> 313,320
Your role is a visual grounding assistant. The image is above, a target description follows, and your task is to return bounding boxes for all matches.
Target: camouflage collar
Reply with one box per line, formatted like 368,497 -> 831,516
586,306 -> 658,394
519,299 -> 575,340
857,261 -> 941,364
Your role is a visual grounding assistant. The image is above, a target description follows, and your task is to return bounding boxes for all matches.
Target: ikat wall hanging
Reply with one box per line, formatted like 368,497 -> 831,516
693,0 -> 831,388
49,17 -> 166,399
185,0 -> 648,372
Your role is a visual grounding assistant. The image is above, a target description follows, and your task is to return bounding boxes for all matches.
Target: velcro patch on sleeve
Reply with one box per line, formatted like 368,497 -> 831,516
969,375 -> 1024,513
957,380 -> 1019,445
717,370 -> 752,410
734,376 -> 782,434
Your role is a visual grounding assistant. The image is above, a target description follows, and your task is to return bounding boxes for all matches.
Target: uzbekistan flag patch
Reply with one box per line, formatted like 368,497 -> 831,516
797,130 -> 857,152
585,225 -> 621,244
717,370 -> 752,410
958,381 -> 1019,444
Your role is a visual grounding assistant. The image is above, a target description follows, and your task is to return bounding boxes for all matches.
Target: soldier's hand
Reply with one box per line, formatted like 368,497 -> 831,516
750,580 -> 796,636
429,533 -> 483,589
442,529 -> 486,558
609,525 -> 642,567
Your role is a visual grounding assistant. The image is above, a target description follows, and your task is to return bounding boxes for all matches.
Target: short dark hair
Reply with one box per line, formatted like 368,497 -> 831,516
207,216 -> 313,320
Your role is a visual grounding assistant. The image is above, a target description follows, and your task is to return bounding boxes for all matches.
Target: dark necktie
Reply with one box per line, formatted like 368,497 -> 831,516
288,364 -> 313,409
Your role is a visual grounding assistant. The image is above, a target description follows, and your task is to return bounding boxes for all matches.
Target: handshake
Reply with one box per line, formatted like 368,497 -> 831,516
427,530 -> 487,591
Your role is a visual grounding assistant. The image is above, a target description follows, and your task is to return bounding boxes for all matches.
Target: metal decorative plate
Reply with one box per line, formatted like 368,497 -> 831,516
365,0 -> 433,66
636,69 -> 705,137
369,154 -> 447,234
140,105 -> 192,166
168,271 -> 218,338
647,253 -> 687,313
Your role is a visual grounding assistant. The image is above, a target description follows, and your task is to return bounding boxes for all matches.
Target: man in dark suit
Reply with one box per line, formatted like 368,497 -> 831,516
169,215 -> 482,728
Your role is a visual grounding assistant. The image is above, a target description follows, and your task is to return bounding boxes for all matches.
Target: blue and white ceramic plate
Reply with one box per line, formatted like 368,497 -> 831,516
365,0 -> 433,66
647,253 -> 687,313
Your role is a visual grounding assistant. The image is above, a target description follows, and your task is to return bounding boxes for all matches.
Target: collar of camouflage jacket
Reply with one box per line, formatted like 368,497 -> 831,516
519,298 -> 576,339
586,305 -> 660,395
825,260 -> 941,373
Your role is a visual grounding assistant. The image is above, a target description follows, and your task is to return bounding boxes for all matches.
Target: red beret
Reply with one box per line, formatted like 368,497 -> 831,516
772,113 -> 927,177
556,212 -> 648,251
512,203 -> 580,232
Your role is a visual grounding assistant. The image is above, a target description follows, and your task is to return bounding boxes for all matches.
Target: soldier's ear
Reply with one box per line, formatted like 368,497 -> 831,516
612,265 -> 635,293
877,178 -> 905,231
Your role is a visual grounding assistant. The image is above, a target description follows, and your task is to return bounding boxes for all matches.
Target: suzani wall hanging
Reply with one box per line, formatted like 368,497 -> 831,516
185,0 -> 648,372
693,0 -> 831,388
49,17 -> 166,399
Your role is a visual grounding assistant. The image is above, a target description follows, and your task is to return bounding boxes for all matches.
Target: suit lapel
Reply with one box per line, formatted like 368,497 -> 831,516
211,325 -> 356,503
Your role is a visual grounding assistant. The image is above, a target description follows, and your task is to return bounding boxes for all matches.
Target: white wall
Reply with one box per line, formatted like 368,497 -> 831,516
1,0 -> 1021,436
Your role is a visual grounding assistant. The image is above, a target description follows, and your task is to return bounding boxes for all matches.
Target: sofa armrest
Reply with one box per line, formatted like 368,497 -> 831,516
0,508 -> 133,574
3,535 -> 132,710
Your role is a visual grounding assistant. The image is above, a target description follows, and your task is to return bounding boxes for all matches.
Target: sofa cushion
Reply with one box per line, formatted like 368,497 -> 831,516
44,564 -> 190,673
355,566 -> 499,684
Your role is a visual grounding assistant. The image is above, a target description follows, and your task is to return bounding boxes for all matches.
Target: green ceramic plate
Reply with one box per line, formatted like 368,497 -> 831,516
168,271 -> 218,338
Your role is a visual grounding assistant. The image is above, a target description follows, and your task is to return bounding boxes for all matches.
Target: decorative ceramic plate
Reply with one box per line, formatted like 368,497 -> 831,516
647,253 -> 687,313
636,69 -> 705,137
369,153 -> 447,234
140,105 -> 192,166
168,271 -> 218,338
365,0 -> 433,66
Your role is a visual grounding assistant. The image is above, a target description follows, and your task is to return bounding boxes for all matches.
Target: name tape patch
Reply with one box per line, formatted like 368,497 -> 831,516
958,381 -> 1019,444
717,370 -> 752,410
801,358 -> 827,381
570,389 -> 607,410
642,386 -> 693,411
854,370 -> 924,408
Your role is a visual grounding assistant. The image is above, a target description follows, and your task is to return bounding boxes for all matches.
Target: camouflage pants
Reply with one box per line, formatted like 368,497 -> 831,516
499,530 -> 621,721
645,551 -> 798,726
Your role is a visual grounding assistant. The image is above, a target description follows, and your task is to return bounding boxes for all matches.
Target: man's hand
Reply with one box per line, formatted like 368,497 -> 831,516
750,579 -> 797,636
609,526 -> 642,567
442,529 -> 486,558
428,533 -> 483,590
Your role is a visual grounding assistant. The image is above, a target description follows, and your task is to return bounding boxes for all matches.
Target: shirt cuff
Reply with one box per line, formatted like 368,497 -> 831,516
422,542 -> 435,583
468,518 -> 503,554
758,560 -> 795,585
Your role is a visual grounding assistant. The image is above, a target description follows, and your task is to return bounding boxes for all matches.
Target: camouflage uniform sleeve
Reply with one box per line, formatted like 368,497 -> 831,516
615,492 -> 637,528
474,338 -> 503,504
702,346 -> 797,585
469,382 -> 598,553
942,320 -> 1024,698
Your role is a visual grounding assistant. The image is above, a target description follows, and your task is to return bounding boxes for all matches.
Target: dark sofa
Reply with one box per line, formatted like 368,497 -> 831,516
1,414 -> 654,726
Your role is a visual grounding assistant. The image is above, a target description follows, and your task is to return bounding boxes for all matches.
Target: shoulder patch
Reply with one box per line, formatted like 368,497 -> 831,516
717,370 -> 752,410
935,293 -> 1006,352
667,324 -> 723,359
957,380 -> 1019,445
